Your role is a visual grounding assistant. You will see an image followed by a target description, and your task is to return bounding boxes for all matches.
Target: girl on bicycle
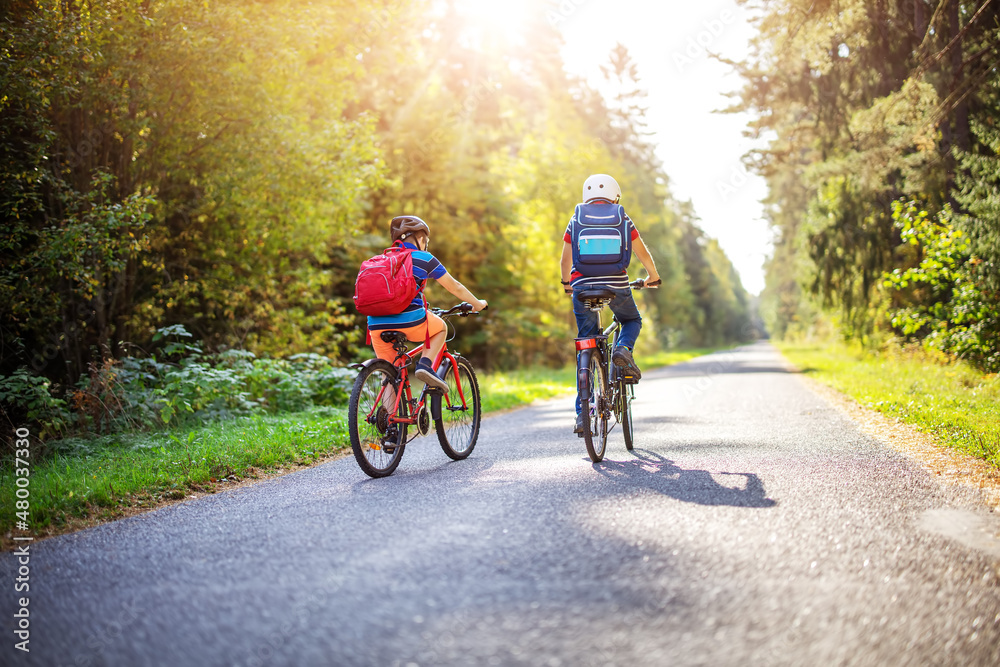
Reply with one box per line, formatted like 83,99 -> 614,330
559,174 -> 661,434
367,216 -> 488,392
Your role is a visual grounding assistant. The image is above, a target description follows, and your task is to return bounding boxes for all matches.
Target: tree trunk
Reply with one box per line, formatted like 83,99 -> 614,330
949,0 -> 970,153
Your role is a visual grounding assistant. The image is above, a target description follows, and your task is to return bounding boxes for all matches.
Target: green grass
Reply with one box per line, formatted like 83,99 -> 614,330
636,347 -> 730,370
2,348 -> 721,538
477,347 -> 722,413
479,367 -> 577,413
778,341 -> 1000,468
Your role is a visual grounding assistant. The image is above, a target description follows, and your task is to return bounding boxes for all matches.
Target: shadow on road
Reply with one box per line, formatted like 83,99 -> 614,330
594,449 -> 777,508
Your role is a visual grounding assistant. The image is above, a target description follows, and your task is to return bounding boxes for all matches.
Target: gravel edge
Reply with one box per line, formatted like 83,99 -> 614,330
799,374 -> 1000,511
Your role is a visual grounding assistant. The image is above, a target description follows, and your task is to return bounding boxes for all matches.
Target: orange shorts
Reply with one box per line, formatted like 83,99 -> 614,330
370,313 -> 446,361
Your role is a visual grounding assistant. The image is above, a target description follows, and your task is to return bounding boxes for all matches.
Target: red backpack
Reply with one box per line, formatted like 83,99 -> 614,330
353,244 -> 420,316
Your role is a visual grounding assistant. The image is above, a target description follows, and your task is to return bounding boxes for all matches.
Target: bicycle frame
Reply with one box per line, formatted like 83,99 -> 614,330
367,339 -> 470,433
575,316 -> 623,423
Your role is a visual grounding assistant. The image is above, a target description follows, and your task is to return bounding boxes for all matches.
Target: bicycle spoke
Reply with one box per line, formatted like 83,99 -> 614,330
349,361 -> 406,477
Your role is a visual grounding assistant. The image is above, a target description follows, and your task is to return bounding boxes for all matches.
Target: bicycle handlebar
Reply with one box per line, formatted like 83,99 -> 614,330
431,302 -> 488,318
630,278 -> 661,290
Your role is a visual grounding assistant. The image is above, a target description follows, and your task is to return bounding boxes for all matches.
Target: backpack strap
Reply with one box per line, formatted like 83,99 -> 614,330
394,242 -> 431,352
423,293 -> 431,352
570,204 -> 581,267
618,204 -> 630,253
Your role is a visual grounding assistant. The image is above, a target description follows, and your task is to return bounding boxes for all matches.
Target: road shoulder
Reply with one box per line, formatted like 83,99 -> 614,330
800,374 -> 1000,511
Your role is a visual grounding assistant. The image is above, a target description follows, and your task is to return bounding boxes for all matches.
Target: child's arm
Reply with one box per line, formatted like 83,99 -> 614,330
560,241 -> 573,293
632,235 -> 661,286
435,272 -> 488,311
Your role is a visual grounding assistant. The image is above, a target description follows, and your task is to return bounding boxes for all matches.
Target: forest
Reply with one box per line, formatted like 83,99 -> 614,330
1,1 -> 753,438
734,0 -> 1000,371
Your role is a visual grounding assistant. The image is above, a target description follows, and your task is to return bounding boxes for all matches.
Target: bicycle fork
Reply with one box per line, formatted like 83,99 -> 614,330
431,354 -> 470,420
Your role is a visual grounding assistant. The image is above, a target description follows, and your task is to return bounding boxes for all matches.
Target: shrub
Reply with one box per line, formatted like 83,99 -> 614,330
884,201 -> 1000,372
70,326 -> 356,429
0,368 -> 72,439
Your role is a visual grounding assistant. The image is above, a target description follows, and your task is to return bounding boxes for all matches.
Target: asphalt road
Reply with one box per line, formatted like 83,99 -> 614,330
3,342 -> 1000,666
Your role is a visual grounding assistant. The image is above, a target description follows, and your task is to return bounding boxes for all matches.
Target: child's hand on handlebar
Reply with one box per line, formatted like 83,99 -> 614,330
642,276 -> 662,288
472,299 -> 488,312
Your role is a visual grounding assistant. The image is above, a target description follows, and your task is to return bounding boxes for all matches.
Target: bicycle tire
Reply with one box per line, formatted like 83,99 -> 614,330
582,354 -> 608,462
349,360 -> 406,478
433,355 -> 481,460
619,379 -> 634,451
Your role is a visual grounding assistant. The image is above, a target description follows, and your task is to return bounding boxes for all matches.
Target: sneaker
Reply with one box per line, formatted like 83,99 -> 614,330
574,413 -> 585,435
612,346 -> 641,380
415,358 -> 448,393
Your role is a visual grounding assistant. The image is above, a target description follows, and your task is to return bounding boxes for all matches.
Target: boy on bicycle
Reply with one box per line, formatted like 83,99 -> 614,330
560,174 -> 661,434
367,216 -> 487,392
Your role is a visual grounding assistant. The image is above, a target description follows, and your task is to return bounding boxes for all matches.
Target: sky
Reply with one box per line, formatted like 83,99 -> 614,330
551,0 -> 771,295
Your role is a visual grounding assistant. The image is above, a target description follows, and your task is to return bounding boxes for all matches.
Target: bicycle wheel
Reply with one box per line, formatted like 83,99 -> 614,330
582,354 -> 608,462
349,360 -> 407,478
434,355 -> 481,460
619,379 -> 634,451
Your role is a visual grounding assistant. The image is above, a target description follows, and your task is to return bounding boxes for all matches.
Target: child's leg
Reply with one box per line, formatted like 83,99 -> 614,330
412,313 -> 447,367
610,290 -> 642,349
368,330 -> 398,412
370,329 -> 397,362
409,314 -> 448,391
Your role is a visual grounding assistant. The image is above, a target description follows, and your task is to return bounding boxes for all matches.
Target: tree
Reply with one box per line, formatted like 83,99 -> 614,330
732,0 -> 1000,356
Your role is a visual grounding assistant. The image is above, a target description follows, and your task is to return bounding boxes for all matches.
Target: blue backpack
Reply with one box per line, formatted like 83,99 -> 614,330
570,202 -> 631,276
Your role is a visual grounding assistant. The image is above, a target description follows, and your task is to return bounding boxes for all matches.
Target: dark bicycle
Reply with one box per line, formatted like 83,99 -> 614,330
574,279 -> 651,462
348,303 -> 484,478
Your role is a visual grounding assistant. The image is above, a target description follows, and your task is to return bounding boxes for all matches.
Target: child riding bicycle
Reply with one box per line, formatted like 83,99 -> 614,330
559,174 -> 661,434
367,216 -> 488,392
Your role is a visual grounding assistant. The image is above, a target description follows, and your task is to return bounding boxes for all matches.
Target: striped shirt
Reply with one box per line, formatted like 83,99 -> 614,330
366,242 -> 447,331
563,204 -> 640,289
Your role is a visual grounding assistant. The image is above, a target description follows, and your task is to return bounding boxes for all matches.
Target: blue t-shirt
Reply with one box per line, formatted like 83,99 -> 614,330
367,242 -> 447,330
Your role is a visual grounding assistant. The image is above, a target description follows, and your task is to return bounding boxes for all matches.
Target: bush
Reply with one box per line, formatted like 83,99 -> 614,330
884,201 -> 1000,372
96,327 -> 356,427
6,326 -> 356,444
0,368 -> 72,439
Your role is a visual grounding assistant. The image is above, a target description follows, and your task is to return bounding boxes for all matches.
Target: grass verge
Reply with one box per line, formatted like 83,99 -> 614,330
477,347 -> 722,413
3,348 -> 719,543
778,341 -> 1000,468
479,366 -> 576,413
636,347 -> 730,370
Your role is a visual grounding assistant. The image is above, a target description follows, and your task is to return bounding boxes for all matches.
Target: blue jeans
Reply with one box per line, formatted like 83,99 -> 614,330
572,286 -> 642,414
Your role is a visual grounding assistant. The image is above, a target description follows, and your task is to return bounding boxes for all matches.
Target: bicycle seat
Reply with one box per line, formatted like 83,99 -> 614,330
379,331 -> 409,345
577,288 -> 615,303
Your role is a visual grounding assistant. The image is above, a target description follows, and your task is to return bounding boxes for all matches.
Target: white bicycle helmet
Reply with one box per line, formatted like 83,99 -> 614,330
582,174 -> 621,204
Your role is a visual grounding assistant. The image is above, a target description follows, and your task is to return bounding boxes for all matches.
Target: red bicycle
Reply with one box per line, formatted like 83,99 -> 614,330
348,303 -> 484,477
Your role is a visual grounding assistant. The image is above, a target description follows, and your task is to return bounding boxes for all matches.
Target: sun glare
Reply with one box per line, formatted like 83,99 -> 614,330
451,0 -> 538,45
